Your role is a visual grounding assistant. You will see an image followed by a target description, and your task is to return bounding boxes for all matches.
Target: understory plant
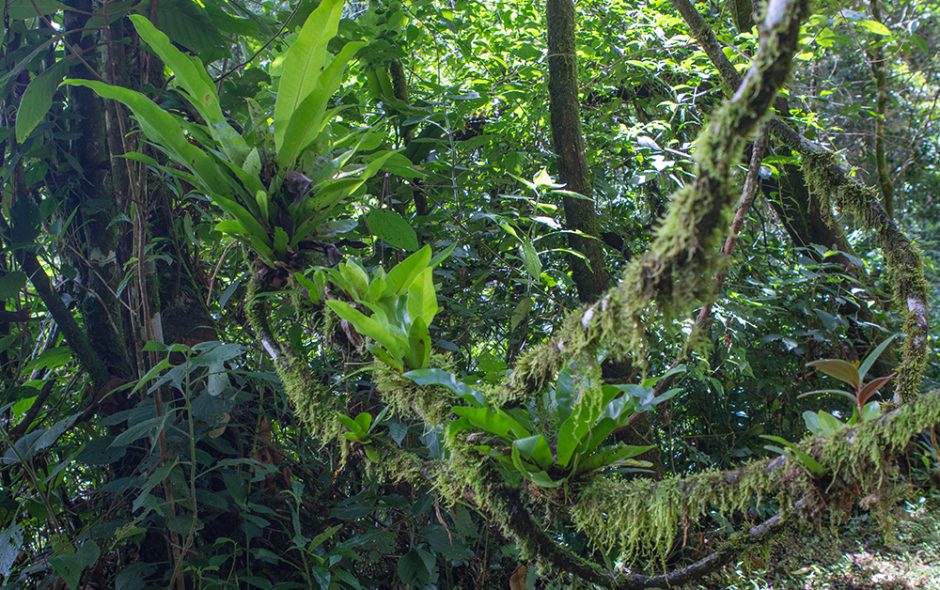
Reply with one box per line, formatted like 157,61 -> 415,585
801,335 -> 898,433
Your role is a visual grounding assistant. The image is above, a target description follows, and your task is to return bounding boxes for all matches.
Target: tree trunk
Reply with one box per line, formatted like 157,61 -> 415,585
546,0 -> 610,302
63,0 -> 133,379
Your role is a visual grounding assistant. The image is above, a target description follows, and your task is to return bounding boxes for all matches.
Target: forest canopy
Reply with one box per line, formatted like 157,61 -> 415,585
1,0 -> 939,588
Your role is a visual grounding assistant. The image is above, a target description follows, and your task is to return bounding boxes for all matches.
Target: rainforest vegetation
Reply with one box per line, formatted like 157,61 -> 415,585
1,0 -> 940,588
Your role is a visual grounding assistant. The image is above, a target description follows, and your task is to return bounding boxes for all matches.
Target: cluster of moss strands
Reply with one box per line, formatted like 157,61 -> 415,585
800,149 -> 929,401
246,276 -> 345,443
570,389 -> 940,567
372,354 -> 458,424
508,0 -> 806,398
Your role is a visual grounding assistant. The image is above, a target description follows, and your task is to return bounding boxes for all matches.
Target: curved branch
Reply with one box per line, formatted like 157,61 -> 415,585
667,0 -> 929,400
508,0 -> 810,396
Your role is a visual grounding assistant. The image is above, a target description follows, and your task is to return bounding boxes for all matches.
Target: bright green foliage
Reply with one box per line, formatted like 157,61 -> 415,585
325,245 -> 449,370
3,0 -> 940,588
64,6 -> 405,266
441,362 -> 681,488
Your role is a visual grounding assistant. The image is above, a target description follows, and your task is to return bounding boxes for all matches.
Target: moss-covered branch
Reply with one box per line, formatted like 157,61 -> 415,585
797,145 -> 928,401
667,0 -> 928,400
246,273 -> 344,442
508,0 -> 810,395
571,388 -> 940,566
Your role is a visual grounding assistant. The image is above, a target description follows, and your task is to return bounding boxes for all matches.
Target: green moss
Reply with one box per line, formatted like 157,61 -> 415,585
371,353 -> 457,425
570,391 -> 940,568
247,276 -> 344,443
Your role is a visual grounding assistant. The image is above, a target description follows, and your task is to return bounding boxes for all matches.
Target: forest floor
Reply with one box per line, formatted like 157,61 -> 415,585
696,491 -> 940,590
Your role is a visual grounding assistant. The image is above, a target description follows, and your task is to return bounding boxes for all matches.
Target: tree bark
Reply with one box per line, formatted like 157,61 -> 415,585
63,0 -> 133,379
546,0 -> 610,302
868,0 -> 894,218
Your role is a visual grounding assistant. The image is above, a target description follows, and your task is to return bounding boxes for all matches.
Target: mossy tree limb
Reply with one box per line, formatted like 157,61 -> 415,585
571,387 -> 940,570
509,0 -> 810,395
668,0 -> 928,400
797,146 -> 929,401
546,0 -> 610,302
670,0 -> 860,268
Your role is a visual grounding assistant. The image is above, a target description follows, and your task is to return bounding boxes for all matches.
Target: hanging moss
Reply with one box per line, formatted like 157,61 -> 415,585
801,151 -> 929,401
570,390 -> 940,568
371,353 -> 458,425
247,276 -> 345,443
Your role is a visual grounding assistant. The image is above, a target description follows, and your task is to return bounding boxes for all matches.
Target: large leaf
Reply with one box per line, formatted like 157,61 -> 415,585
0,271 -> 27,299
402,368 -> 484,406
512,435 -> 554,470
574,444 -> 655,475
326,300 -> 405,358
858,334 -> 897,382
15,58 -> 72,142
153,0 -> 227,62
807,358 -> 860,388
128,14 -> 248,164
273,0 -> 345,151
406,268 -> 437,325
62,80 -> 270,251
858,374 -> 894,407
6,0 -> 65,19
386,246 -> 432,295
367,208 -> 419,252
276,40 -> 365,167
405,317 -> 431,369
452,407 -> 529,441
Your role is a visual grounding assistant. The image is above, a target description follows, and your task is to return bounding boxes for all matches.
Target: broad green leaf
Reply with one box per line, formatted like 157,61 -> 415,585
273,227 -> 289,257
326,300 -> 405,358
521,239 -> 542,279
0,522 -> 23,578
60,81 -> 262,244
760,435 -> 828,476
452,407 -> 529,441
339,260 -> 369,299
354,412 -> 373,432
15,58 -> 71,143
49,541 -> 99,590
512,435 -> 553,470
367,208 -> 419,251
6,0 -> 65,19
816,411 -> 845,435
402,368 -> 484,406
0,271 -> 27,299
807,358 -> 860,388
397,548 -> 435,588
858,19 -> 892,36
386,245 -> 432,295
273,0 -> 345,150
128,14 -> 248,163
575,444 -> 655,475
406,317 -> 431,369
276,41 -> 366,167
861,401 -> 882,422
406,268 -> 437,325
